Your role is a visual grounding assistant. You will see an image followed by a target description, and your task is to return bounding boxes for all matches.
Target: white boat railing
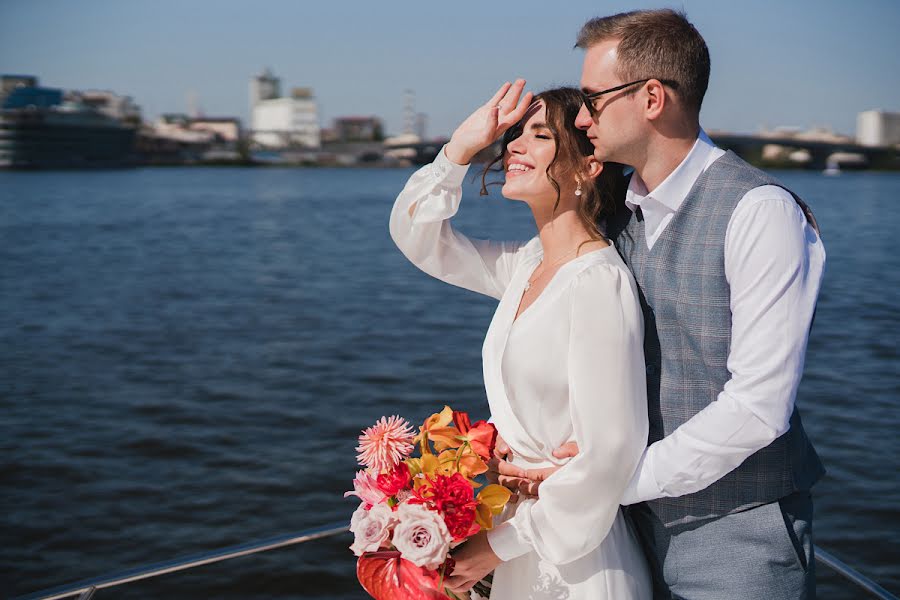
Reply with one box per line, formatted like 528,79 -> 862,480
11,522 -> 898,600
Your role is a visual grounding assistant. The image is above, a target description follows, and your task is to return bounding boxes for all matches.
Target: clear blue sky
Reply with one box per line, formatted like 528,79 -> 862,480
1,0 -> 898,138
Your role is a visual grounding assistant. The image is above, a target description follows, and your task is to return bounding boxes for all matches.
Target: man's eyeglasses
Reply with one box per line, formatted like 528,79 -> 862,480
581,78 -> 679,116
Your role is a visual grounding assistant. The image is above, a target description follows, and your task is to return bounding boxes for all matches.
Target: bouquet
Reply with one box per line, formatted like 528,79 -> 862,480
346,406 -> 513,599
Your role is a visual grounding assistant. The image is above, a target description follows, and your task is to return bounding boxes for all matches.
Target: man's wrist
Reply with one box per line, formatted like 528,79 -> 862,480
621,450 -> 661,505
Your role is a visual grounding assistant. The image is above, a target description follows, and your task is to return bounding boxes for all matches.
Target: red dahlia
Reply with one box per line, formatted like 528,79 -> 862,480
421,473 -> 479,541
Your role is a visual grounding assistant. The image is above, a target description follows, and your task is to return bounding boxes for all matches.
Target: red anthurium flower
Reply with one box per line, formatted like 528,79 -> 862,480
357,551 -> 451,600
376,462 -> 411,497
452,411 -> 497,460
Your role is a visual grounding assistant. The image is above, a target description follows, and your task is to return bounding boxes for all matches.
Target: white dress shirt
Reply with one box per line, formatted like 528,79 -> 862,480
620,130 -> 826,505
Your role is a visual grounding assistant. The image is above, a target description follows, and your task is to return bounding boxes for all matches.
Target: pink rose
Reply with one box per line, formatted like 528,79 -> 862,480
391,503 -> 452,570
350,503 -> 396,556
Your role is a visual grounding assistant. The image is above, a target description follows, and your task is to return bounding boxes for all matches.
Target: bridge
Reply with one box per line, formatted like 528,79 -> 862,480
246,130 -> 899,170
708,132 -> 899,170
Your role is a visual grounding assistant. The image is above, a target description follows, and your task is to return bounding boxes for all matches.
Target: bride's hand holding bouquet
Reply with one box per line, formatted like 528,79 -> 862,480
346,406 -> 514,600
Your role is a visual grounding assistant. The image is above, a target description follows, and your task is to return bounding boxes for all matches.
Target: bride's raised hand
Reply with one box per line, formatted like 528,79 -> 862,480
444,79 -> 534,165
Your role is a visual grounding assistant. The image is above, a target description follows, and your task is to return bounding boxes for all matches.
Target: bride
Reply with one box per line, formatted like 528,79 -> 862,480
389,79 -> 651,599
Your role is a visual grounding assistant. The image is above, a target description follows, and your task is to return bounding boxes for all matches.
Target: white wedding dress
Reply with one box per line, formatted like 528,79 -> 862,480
390,151 -> 651,599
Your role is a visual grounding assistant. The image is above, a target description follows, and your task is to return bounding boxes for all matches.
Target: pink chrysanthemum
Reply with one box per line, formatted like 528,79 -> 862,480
356,415 -> 414,473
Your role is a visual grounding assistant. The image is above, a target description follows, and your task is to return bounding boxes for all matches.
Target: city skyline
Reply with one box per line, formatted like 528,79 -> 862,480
1,0 -> 898,138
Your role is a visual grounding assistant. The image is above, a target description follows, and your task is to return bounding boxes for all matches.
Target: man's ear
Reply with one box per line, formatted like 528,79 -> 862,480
584,156 -> 604,181
644,79 -> 667,120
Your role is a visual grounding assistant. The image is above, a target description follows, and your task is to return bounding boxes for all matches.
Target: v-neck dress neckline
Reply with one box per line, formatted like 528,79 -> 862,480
512,245 -> 616,326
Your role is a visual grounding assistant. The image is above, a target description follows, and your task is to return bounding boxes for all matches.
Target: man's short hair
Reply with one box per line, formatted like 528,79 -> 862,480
576,9 -> 710,114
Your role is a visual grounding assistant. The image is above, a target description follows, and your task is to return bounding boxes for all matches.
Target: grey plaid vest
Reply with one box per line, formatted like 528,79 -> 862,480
611,151 -> 825,527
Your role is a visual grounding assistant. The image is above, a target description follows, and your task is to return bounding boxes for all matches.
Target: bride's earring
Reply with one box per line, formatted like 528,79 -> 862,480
575,180 -> 583,197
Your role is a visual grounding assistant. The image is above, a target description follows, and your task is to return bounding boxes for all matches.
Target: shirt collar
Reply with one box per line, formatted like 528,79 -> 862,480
625,129 -> 717,215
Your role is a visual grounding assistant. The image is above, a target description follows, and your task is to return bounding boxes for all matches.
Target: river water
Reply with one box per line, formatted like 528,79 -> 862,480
1,166 -> 898,599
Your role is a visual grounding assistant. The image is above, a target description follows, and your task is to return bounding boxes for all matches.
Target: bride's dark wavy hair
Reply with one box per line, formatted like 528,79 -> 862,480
480,87 -> 624,243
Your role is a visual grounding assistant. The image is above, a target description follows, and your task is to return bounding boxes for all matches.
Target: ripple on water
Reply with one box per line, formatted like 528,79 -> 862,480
2,168 -> 898,598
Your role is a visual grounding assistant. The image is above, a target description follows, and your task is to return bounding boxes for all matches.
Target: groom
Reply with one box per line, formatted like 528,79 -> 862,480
495,9 -> 826,599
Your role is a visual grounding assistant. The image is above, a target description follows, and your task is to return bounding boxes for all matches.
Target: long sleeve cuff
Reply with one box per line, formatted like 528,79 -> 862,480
433,144 -> 470,185
409,146 -> 470,223
620,449 -> 662,505
486,519 -> 531,562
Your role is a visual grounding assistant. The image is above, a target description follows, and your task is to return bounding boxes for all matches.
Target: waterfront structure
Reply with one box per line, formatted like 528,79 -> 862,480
189,117 -> 241,143
149,114 -> 216,144
330,116 -> 384,142
415,112 -> 427,141
252,86 -> 320,149
857,110 -> 900,147
78,90 -> 142,125
0,75 -> 136,169
136,114 -> 239,164
0,74 -> 38,103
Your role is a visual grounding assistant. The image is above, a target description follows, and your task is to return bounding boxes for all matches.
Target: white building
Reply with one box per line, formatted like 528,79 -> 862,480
857,110 -> 900,147
252,87 -> 320,148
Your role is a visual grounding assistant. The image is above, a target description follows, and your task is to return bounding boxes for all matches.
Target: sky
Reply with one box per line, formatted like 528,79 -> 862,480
1,0 -> 898,138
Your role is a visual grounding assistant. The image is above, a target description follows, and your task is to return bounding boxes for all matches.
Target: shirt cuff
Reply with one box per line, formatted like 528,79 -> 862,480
620,449 -> 662,505
431,144 -> 470,188
486,520 -> 531,562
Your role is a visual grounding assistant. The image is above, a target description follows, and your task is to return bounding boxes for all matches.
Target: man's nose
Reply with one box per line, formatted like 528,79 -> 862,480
575,104 -> 592,130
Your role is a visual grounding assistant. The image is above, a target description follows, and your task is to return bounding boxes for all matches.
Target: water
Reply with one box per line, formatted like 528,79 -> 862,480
1,166 -> 897,599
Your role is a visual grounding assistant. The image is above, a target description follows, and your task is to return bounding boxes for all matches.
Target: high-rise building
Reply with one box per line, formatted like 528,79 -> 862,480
857,110 -> 900,147
249,68 -> 280,115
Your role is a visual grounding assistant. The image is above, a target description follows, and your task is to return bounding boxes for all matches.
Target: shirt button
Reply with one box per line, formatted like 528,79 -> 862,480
646,364 -> 656,375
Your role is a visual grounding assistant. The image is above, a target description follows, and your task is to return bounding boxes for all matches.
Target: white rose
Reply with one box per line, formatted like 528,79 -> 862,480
349,502 -> 396,556
392,503 -> 452,570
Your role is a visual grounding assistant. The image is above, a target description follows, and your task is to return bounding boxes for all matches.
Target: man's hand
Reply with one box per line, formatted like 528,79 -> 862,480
486,438 -> 581,501
487,434 -> 524,503
553,441 -> 580,460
